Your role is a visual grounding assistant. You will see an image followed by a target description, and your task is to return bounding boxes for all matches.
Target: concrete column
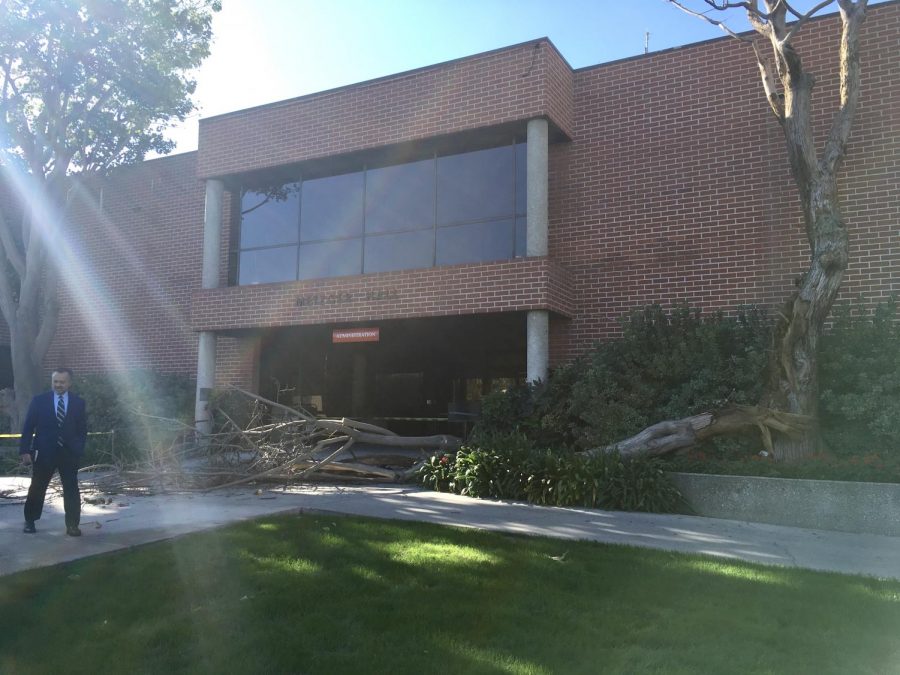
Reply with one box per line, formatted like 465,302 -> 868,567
526,118 -> 549,257
527,310 -> 549,384
194,331 -> 217,432
526,119 -> 550,383
195,179 -> 224,434
201,179 -> 224,289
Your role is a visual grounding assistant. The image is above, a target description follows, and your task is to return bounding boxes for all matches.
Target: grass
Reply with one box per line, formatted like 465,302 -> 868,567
1,514 -> 900,675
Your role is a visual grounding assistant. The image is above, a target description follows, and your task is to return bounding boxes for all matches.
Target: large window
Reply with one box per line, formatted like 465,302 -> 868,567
237,141 -> 526,285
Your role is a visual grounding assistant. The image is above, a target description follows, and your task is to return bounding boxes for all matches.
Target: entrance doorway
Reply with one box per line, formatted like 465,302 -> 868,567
258,313 -> 526,435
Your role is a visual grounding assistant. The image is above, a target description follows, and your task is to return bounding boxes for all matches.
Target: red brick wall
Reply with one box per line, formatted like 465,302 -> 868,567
550,2 -> 900,360
192,258 -> 575,331
197,39 -> 574,179
44,153 -> 206,375
216,334 -> 261,389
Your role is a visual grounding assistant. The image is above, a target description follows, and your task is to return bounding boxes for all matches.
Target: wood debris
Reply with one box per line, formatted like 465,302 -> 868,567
74,386 -> 459,495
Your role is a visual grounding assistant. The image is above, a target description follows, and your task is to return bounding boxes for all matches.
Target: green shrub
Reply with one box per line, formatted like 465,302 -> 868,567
478,299 -> 900,462
819,298 -> 900,456
75,370 -> 195,465
479,367 -> 582,448
419,432 -> 684,513
477,304 -> 771,452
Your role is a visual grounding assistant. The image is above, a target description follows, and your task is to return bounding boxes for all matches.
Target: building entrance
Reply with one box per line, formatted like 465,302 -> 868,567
258,313 -> 526,436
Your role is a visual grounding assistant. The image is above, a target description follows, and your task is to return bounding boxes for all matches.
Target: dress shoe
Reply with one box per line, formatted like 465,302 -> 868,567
66,526 -> 82,537
23,521 -> 36,534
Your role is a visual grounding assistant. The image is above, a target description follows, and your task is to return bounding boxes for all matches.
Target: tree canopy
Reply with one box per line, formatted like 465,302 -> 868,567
0,0 -> 220,180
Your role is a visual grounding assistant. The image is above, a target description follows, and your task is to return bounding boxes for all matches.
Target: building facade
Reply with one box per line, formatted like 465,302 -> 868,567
9,3 -> 898,433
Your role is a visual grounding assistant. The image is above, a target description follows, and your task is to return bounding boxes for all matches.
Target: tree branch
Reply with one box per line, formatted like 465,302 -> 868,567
820,1 -> 867,176
0,213 -> 18,324
33,262 -> 59,363
752,43 -> 784,120
780,0 -> 838,44
0,204 -> 25,277
667,0 -> 756,41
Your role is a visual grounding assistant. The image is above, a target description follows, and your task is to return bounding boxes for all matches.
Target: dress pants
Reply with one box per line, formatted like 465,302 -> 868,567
24,449 -> 81,528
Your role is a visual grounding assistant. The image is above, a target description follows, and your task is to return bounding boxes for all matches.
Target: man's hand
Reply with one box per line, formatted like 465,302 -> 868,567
20,453 -> 32,466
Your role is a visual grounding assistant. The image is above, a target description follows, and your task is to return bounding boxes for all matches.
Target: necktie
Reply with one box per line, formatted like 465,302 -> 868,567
57,396 -> 65,447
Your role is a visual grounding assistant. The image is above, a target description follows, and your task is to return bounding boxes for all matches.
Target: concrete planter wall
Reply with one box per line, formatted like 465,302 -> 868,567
669,472 -> 900,537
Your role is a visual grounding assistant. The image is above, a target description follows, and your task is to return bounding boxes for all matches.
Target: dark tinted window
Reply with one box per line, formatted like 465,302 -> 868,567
364,230 -> 434,274
298,239 -> 363,280
436,145 -> 515,225
515,217 -> 527,258
237,141 -> 524,285
365,158 -> 434,233
515,142 -> 526,216
300,172 -> 364,242
436,219 -> 514,266
239,246 -> 297,285
240,184 -> 300,248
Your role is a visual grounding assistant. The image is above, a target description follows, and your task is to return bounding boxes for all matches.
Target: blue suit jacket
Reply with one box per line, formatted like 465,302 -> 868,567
19,391 -> 88,462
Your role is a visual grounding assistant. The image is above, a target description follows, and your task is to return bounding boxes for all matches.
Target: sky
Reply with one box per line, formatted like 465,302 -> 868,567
164,0 -> 882,154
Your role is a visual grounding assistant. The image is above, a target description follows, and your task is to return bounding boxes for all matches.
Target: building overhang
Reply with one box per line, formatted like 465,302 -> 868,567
197,38 -> 574,181
191,257 -> 574,332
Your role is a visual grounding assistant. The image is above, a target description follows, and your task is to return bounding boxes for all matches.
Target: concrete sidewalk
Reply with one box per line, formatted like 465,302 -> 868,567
1,477 -> 899,580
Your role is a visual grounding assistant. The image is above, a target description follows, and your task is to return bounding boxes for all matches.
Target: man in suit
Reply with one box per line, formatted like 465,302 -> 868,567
20,368 -> 88,536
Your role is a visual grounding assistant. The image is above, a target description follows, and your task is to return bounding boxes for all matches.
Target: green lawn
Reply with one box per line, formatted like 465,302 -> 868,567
2,514 -> 899,674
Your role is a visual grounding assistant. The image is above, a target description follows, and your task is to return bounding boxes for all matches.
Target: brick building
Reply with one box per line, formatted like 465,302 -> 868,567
5,3 -> 898,433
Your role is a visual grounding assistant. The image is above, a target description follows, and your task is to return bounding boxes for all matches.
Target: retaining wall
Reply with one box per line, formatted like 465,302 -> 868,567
669,472 -> 900,537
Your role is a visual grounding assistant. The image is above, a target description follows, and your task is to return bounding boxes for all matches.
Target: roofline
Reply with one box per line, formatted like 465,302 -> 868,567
200,0 -> 896,124
573,0 -> 898,74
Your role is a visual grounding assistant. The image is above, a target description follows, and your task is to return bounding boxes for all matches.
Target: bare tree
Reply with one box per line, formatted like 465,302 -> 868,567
588,0 -> 870,462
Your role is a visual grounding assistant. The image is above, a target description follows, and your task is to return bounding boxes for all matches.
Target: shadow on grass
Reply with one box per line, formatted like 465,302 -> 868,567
1,513 -> 900,674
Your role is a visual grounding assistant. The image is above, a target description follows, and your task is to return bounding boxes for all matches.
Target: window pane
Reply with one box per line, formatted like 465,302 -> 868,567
436,145 -> 515,225
301,172 -> 364,242
365,158 -> 435,233
364,230 -> 434,274
240,184 -> 300,248
239,247 -> 297,285
515,142 -> 526,216
436,219 -> 514,266
515,217 -> 527,258
298,238 -> 362,280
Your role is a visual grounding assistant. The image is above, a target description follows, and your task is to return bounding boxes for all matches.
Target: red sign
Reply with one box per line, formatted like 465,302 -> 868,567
333,328 -> 380,343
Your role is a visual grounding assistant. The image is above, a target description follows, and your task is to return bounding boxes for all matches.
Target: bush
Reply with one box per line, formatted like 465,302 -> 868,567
478,304 -> 771,452
75,370 -> 195,465
420,432 -> 684,513
819,298 -> 900,456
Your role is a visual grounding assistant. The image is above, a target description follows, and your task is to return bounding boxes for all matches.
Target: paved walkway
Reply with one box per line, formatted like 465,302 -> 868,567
1,477 -> 899,580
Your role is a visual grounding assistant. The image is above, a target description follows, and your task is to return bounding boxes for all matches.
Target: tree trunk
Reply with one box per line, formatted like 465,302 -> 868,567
10,322 -> 43,425
0,196 -> 65,426
585,405 -> 811,460
763,181 -> 847,461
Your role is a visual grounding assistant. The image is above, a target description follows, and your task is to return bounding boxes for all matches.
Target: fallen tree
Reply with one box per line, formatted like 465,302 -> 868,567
67,386 -> 458,495
584,404 -> 811,460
